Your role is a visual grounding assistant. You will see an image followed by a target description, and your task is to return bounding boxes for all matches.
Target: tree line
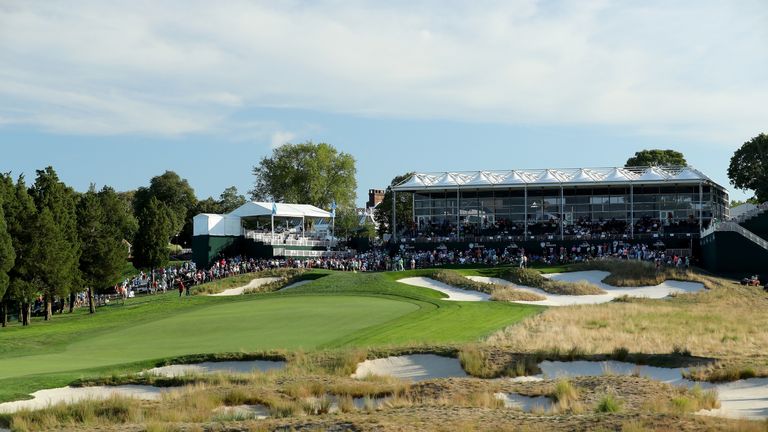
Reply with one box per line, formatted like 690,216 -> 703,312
0,167 -> 248,327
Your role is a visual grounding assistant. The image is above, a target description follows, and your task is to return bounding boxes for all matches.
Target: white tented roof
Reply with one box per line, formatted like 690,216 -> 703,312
229,202 -> 332,219
193,214 -> 242,237
393,166 -> 716,191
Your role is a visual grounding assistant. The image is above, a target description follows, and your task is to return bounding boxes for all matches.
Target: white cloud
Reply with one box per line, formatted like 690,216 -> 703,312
0,0 -> 766,143
270,131 -> 296,149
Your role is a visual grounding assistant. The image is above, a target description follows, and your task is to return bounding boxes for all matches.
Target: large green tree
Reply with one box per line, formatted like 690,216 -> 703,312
219,186 -> 246,213
0,199 -> 16,327
29,167 -> 80,320
374,173 -> 414,236
728,133 -> 768,203
133,196 -> 172,272
78,186 -> 129,314
3,176 -> 37,326
250,142 -> 357,210
133,171 -> 196,239
625,149 -> 687,167
99,186 -> 138,243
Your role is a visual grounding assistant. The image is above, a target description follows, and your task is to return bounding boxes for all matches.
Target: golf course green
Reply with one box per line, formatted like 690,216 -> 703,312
0,270 -> 543,402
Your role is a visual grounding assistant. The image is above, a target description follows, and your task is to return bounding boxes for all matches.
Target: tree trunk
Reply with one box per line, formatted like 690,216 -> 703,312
69,291 -> 75,313
18,304 -> 22,323
88,287 -> 95,314
0,299 -> 6,327
44,295 -> 52,321
21,303 -> 29,326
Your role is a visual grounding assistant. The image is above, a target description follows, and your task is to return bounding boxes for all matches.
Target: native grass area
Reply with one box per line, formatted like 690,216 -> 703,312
0,262 -> 767,431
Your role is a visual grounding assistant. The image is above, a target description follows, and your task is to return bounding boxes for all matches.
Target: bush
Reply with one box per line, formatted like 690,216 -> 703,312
611,347 -> 630,361
595,394 -> 623,413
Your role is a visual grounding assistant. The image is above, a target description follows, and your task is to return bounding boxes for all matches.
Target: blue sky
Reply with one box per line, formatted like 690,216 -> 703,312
1,1 -> 766,205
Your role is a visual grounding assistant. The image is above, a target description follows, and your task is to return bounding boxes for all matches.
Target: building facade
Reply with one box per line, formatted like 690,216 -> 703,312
392,167 -> 728,241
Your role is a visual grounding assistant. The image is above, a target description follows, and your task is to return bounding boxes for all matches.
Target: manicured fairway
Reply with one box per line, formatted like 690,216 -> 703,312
0,295 -> 418,380
0,269 -> 543,402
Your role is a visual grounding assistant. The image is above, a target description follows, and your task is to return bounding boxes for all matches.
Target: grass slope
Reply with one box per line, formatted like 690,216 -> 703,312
0,269 -> 542,402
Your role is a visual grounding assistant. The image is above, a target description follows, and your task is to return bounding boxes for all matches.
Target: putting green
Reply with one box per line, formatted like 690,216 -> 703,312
0,295 -> 418,380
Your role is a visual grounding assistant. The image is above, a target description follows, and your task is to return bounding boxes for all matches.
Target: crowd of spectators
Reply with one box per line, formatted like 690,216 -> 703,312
405,215 -> 704,243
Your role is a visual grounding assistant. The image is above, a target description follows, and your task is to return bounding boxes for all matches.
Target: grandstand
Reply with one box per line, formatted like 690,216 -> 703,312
391,166 -> 729,251
191,202 -> 341,266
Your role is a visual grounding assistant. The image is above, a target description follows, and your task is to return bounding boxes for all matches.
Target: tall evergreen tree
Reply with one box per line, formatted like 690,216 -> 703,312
28,208 -> 72,320
99,186 -> 138,244
4,176 -> 37,326
29,167 -> 81,320
78,186 -> 128,314
133,196 -> 171,273
0,199 -> 16,327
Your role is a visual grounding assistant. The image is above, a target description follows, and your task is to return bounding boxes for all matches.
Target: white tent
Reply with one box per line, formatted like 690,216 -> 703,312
193,202 -> 332,237
229,202 -> 331,219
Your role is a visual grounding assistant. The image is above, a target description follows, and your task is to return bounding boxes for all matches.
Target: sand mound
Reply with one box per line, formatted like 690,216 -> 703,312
146,360 -> 286,377
467,271 -> 703,306
209,277 -> 282,296
0,385 -> 169,414
397,277 -> 490,301
352,354 -> 468,381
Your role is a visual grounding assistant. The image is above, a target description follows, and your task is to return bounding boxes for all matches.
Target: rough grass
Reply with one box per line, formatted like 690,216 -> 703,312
429,269 -> 546,302
499,268 -> 605,295
571,260 -> 700,287
595,393 -> 623,413
486,269 -> 768,380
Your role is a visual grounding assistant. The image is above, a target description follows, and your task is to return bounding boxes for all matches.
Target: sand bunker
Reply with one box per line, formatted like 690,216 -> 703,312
213,404 -> 269,420
146,360 -> 286,377
468,271 -> 703,306
0,385 -> 169,414
209,277 -> 282,296
494,392 -> 552,412
279,279 -> 314,291
397,277 -> 490,301
351,354 -> 468,381
525,360 -> 768,420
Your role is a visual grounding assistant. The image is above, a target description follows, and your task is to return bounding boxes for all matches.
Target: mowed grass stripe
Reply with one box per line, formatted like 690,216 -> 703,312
0,295 -> 418,380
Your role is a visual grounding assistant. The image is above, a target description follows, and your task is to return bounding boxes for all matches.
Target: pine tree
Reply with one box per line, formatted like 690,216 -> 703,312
133,196 -> 171,273
4,176 -> 37,326
29,208 -> 72,320
78,187 -> 128,314
29,167 -> 81,320
0,199 -> 16,327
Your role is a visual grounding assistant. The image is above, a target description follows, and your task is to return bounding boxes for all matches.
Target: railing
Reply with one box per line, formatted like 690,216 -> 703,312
398,231 -> 699,244
244,231 -> 334,247
732,202 -> 768,223
702,221 -> 768,250
273,248 -> 351,258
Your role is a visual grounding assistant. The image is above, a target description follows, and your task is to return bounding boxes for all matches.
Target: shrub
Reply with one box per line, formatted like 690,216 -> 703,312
611,347 -> 630,361
595,394 -> 623,413
551,378 -> 580,412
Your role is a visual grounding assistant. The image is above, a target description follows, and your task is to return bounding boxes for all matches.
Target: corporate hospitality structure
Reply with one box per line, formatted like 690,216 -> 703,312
391,166 -> 729,247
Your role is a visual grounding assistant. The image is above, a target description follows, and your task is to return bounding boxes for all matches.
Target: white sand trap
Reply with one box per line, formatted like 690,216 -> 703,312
520,360 -> 768,420
494,392 -> 552,412
397,277 -> 490,301
698,378 -> 768,420
213,404 -> 269,419
146,360 -> 286,377
351,354 -> 468,381
209,277 -> 282,296
538,360 -> 687,385
0,385 -> 169,414
467,271 -> 703,306
279,279 -> 314,291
